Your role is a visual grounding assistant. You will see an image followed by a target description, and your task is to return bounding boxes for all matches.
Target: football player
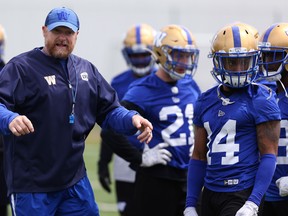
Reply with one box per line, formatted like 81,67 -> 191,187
120,24 -> 201,216
98,23 -> 171,216
184,23 -> 281,216
257,22 -> 288,216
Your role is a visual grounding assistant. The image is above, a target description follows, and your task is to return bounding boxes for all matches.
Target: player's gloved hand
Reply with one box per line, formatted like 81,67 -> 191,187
141,143 -> 172,167
98,162 -> 111,193
276,176 -> 288,196
183,207 -> 198,216
235,201 -> 258,216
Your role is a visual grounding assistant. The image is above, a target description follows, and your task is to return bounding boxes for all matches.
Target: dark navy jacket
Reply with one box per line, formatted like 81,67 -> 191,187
0,48 -> 138,194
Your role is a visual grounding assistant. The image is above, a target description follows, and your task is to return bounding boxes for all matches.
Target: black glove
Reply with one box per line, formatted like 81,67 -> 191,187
97,136 -> 113,193
98,161 -> 111,193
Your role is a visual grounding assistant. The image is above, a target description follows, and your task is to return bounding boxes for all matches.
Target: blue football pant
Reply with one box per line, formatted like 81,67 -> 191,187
10,175 -> 99,216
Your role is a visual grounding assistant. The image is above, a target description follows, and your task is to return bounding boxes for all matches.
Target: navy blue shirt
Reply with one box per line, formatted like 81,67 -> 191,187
0,48 -> 138,194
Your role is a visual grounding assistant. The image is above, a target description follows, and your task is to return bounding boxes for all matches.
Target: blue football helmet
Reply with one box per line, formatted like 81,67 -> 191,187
258,23 -> 288,81
0,24 -> 6,58
122,23 -> 156,77
209,24 -> 259,88
152,24 -> 199,80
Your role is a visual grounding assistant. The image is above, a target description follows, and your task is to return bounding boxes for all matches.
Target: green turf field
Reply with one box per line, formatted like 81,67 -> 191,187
8,125 -> 119,216
85,125 -> 118,216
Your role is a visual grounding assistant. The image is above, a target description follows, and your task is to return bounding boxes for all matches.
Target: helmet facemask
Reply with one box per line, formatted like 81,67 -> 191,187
152,25 -> 199,81
210,24 -> 259,88
257,23 -> 288,82
258,45 -> 288,81
0,25 -> 6,59
122,24 -> 156,77
0,40 -> 4,57
122,44 -> 154,77
211,48 -> 259,88
160,45 -> 199,80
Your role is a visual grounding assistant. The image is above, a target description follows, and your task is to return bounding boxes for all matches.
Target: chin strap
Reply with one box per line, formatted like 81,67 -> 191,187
217,84 -> 235,106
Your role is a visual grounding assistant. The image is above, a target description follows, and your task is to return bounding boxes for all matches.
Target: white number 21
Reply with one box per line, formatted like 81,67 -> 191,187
159,104 -> 194,147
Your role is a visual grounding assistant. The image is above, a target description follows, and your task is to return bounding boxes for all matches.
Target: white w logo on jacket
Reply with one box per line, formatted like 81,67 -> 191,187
44,75 -> 56,85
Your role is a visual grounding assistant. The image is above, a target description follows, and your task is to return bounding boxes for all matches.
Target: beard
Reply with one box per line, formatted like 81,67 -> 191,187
45,39 -> 74,59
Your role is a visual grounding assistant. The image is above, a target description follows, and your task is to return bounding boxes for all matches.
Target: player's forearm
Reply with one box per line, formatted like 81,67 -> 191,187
186,159 -> 206,208
256,120 -> 280,155
248,154 -> 277,206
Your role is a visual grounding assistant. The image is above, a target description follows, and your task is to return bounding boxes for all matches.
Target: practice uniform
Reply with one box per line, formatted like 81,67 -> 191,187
100,68 -> 156,215
192,84 -> 281,215
122,72 -> 201,216
263,88 -> 288,215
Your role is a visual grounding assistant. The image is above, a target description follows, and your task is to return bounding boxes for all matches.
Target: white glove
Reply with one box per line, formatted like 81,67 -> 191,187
141,143 -> 172,167
276,176 -> 288,196
183,207 -> 198,216
235,201 -> 258,216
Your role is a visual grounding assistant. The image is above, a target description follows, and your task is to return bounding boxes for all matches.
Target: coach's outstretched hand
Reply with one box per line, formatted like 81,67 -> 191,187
132,114 -> 153,144
9,115 -> 34,136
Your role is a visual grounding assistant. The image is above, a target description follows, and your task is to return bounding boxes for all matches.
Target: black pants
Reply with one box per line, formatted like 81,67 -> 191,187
133,171 -> 186,216
115,181 -> 135,216
201,187 -> 264,216
263,200 -> 288,216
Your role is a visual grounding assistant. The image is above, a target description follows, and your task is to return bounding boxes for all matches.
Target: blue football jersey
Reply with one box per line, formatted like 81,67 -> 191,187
265,89 -> 288,201
193,84 -> 281,192
122,73 -> 201,170
111,69 -> 156,150
112,70 -> 145,100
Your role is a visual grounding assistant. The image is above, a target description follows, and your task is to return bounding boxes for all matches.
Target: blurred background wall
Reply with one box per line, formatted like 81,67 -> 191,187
0,0 -> 287,91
